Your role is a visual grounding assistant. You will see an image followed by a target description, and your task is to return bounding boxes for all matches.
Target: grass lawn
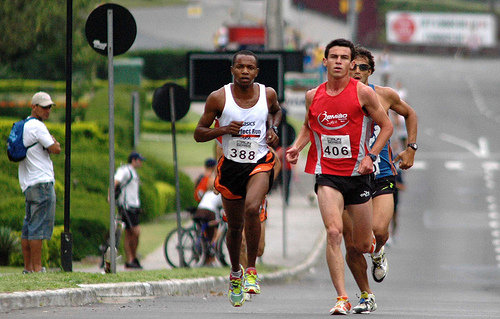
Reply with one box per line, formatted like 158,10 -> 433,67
0,264 -> 280,293
137,216 -> 178,258
139,133 -> 217,168
0,214 -> 281,293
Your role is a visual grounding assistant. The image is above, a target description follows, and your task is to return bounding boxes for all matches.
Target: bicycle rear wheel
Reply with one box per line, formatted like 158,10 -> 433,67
164,227 -> 196,268
187,224 -> 209,268
215,223 -> 229,267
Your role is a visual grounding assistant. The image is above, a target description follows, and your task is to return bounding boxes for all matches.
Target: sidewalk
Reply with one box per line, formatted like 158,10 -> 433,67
0,160 -> 326,312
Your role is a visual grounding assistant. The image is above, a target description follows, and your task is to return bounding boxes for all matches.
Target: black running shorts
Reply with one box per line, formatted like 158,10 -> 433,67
315,173 -> 374,205
372,175 -> 396,198
215,151 -> 275,200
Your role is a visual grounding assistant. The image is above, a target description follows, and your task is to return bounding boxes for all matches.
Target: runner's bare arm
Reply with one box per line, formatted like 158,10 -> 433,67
383,87 -> 418,169
194,89 -> 243,142
358,83 -> 393,174
286,88 -> 315,164
266,87 -> 282,148
360,84 -> 393,156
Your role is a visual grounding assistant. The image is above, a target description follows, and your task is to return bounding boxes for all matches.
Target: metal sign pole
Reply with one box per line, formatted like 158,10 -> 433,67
169,87 -> 185,267
132,91 -> 140,151
281,124 -> 287,258
61,0 -> 74,272
107,8 -> 117,274
348,0 -> 359,43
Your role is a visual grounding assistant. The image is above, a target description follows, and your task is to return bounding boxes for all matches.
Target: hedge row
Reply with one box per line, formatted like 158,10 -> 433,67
0,120 -> 195,263
125,49 -> 188,80
142,120 -> 197,134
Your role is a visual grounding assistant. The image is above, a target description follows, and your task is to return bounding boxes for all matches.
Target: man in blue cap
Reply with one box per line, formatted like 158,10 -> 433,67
114,151 -> 145,269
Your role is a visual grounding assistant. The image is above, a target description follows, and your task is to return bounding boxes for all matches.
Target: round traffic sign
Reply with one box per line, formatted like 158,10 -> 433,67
85,3 -> 137,56
152,83 -> 190,122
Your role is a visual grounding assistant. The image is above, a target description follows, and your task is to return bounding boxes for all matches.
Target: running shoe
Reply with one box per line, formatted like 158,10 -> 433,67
228,272 -> 246,307
329,296 -> 351,315
371,245 -> 388,282
353,291 -> 377,314
243,268 -> 261,294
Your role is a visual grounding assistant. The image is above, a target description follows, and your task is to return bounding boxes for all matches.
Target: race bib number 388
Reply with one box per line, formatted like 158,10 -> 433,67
228,139 -> 259,163
321,135 -> 352,159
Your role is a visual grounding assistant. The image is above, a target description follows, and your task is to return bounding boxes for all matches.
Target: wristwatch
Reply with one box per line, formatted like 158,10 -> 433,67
367,153 -> 378,162
270,125 -> 278,134
407,143 -> 418,151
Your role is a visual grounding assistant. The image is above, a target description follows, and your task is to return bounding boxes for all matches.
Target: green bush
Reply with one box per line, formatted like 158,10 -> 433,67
0,77 -> 200,263
142,120 -> 197,134
1,118 -> 196,262
47,226 -> 64,269
0,79 -> 66,93
153,181 -> 176,217
71,218 -> 108,260
125,49 -> 188,80
8,226 -> 64,269
0,226 -> 20,266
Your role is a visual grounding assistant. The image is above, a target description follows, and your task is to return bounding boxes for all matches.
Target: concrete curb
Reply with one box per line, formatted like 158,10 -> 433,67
0,229 -> 326,313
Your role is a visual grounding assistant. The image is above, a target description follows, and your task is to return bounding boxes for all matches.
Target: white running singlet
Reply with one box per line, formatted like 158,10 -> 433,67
218,83 -> 269,164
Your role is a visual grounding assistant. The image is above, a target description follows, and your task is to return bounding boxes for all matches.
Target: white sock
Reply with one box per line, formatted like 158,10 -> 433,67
231,269 -> 242,278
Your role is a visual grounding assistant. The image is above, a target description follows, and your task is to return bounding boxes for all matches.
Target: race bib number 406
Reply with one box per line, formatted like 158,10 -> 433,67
321,135 -> 352,159
228,139 -> 259,163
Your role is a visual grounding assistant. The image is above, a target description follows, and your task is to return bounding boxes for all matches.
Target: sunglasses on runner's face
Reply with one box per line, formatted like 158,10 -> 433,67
352,64 -> 371,71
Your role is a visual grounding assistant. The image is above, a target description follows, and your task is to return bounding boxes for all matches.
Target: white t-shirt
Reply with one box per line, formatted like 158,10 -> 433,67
18,117 -> 56,192
198,191 -> 222,214
115,164 -> 140,209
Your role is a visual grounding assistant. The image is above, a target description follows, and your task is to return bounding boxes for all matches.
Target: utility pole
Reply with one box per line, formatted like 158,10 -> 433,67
233,0 -> 242,23
348,0 -> 359,44
266,0 -> 284,50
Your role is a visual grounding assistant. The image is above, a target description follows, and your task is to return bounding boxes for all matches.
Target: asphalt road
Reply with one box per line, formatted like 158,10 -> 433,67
130,0 -> 349,50
6,52 -> 500,318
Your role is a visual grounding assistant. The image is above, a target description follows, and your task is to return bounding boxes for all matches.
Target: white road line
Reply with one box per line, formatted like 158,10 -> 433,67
466,78 -> 500,124
439,134 -> 490,158
444,161 -> 464,170
411,160 -> 427,170
483,163 -> 500,268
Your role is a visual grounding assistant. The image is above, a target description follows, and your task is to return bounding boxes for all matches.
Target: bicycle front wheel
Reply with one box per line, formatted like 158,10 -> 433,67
164,227 -> 195,268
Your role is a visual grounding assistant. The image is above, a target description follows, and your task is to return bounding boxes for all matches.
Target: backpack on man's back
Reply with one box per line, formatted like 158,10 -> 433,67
7,117 -> 38,162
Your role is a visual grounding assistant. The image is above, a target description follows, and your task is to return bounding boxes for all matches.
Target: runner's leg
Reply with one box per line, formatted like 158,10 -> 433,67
317,185 -> 348,297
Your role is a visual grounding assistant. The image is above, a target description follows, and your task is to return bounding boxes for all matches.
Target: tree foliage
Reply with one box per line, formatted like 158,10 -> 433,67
0,0 -> 102,80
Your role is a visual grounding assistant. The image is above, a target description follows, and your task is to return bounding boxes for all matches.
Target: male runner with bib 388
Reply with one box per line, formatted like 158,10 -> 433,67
194,50 -> 282,307
286,39 -> 393,315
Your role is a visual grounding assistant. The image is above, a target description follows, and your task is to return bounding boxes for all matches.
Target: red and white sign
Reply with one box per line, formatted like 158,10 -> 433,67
386,11 -> 497,47
391,13 -> 416,43
228,26 -> 266,45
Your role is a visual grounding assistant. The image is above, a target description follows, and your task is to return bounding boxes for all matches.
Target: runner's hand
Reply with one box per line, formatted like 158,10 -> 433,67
286,146 -> 299,165
394,149 -> 415,170
266,129 -> 279,148
227,121 -> 243,135
358,156 -> 374,175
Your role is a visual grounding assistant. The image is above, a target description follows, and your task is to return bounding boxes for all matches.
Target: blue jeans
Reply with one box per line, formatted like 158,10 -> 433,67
22,182 -> 56,240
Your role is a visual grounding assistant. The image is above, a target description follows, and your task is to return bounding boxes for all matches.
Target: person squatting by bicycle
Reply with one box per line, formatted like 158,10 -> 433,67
193,189 -> 223,266
194,158 -> 217,203
194,50 -> 282,307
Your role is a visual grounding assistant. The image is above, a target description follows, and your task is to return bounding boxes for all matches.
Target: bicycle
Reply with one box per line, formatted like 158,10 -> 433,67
99,207 -> 134,273
164,207 -> 229,268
